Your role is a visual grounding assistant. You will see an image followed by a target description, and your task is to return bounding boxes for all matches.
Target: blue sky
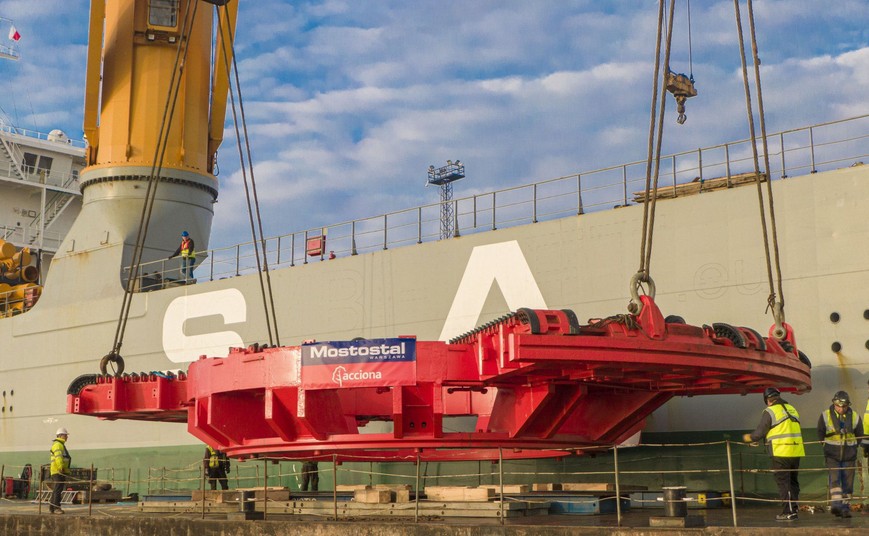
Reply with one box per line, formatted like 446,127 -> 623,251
0,0 -> 866,248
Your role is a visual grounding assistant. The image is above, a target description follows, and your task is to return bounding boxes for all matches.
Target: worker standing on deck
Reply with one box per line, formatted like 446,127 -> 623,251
743,387 -> 804,522
49,427 -> 72,515
300,461 -> 319,491
817,391 -> 863,518
203,446 -> 230,490
167,231 -> 196,280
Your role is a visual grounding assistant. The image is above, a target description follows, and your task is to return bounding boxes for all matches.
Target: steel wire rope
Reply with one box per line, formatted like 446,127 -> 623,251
733,0 -> 785,337
216,7 -> 280,346
105,0 -> 201,374
633,0 -> 675,313
746,0 -> 786,334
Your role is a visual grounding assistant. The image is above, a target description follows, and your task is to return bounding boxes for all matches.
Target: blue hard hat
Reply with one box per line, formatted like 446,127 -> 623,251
181,231 -> 189,237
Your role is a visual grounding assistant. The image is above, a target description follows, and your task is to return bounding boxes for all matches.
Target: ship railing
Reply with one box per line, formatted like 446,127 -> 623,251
0,160 -> 83,190
12,437 -> 867,525
0,225 -> 67,253
0,123 -> 88,148
130,115 -> 868,287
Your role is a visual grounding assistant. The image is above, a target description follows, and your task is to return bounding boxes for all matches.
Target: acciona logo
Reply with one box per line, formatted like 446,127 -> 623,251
331,365 -> 383,387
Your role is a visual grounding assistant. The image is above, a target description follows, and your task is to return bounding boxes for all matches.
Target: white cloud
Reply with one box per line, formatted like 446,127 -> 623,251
0,1 -> 865,248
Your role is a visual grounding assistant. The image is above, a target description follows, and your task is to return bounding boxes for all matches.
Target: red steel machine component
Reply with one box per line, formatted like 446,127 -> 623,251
68,297 -> 811,461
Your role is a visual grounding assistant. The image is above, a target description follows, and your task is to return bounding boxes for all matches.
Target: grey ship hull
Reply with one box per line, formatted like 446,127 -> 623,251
2,161 -> 866,454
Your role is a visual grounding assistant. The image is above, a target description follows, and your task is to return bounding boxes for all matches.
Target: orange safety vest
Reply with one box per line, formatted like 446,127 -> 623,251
180,237 -> 195,259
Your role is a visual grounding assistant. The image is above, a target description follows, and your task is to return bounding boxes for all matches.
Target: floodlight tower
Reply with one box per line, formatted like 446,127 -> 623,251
427,160 -> 465,239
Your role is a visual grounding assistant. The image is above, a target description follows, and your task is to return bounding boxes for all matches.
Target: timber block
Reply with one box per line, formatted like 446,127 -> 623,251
336,484 -> 369,491
191,490 -> 240,503
425,486 -> 494,502
355,488 -> 392,504
373,484 -> 412,503
532,483 -> 563,491
479,484 -> 530,494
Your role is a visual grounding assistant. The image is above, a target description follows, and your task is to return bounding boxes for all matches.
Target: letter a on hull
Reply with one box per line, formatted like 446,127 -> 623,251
439,241 -> 546,341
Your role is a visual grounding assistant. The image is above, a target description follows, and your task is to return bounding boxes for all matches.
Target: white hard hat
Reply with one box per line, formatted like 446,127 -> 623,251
56,427 -> 69,436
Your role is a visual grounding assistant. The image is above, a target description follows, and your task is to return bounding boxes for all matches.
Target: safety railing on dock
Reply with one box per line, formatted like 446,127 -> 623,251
4,436 -> 869,528
126,114 -> 868,290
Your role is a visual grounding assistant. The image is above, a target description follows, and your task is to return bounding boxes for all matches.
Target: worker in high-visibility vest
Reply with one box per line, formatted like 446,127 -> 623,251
203,445 -> 230,490
862,379 -> 869,511
817,391 -> 862,518
49,427 -> 72,514
168,231 -> 196,280
743,387 -> 804,522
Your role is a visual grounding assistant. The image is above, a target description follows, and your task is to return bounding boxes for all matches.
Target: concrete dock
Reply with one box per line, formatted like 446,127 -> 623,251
2,501 -> 868,535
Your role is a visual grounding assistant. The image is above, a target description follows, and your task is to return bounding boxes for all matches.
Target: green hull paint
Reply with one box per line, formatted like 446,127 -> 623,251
0,429 -> 833,500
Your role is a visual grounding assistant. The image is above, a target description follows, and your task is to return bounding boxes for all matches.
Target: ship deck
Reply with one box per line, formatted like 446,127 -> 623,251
1,501 -> 867,535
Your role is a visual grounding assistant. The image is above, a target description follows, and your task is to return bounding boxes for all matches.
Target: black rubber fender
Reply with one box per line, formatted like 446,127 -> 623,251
740,326 -> 767,352
712,322 -> 747,349
561,309 -> 581,334
516,308 -> 542,334
798,350 -> 812,369
664,315 -> 686,324
67,374 -> 99,396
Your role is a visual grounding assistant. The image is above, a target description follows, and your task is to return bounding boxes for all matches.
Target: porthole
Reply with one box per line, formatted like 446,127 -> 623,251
832,341 -> 842,352
830,312 -> 840,323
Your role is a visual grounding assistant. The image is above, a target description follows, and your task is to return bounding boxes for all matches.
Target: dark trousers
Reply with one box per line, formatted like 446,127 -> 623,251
771,456 -> 800,514
181,257 -> 196,279
301,462 -> 319,491
825,457 -> 855,511
207,468 -> 228,490
49,474 -> 66,510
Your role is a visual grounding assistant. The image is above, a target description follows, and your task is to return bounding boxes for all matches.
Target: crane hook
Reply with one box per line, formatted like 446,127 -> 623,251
666,71 -> 697,125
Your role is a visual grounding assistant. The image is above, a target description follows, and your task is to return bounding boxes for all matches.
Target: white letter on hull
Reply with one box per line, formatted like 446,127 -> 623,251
163,288 -> 246,363
439,241 -> 546,341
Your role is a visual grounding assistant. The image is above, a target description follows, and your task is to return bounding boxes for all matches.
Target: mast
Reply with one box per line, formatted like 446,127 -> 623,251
73,0 -> 236,264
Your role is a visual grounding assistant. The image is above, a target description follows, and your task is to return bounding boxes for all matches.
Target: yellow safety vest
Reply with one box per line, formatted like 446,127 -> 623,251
764,403 -> 805,457
50,438 -> 71,476
863,399 -> 869,437
207,446 -> 220,468
824,408 -> 859,446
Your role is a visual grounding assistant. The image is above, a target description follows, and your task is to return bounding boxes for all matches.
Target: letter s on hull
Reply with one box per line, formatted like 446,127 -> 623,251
162,288 -> 246,363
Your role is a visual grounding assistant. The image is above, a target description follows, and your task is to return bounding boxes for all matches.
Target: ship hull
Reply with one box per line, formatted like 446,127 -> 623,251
2,163 -> 866,457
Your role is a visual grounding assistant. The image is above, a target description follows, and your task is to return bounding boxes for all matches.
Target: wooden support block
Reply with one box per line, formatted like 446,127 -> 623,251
478,484 -> 530,494
371,484 -> 412,502
190,490 -> 240,503
532,483 -> 562,491
425,486 -> 494,502
561,483 -> 616,492
336,484 -> 369,491
354,488 -> 393,504
253,490 -> 291,501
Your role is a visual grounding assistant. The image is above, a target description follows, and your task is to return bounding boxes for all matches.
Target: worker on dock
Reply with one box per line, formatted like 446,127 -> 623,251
863,379 -> 869,513
203,446 -> 230,490
49,427 -> 72,514
167,231 -> 196,280
743,387 -> 804,522
817,390 -> 863,518
301,461 -> 319,491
